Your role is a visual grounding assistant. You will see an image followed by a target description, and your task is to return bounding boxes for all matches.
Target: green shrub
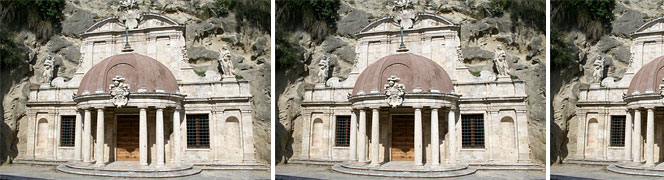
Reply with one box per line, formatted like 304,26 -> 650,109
276,0 -> 340,42
206,0 -> 270,32
0,0 -> 65,41
488,0 -> 545,32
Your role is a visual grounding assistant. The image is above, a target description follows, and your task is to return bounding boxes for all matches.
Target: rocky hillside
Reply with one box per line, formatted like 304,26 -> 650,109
276,0 -> 546,164
0,0 -> 270,164
551,0 -> 652,164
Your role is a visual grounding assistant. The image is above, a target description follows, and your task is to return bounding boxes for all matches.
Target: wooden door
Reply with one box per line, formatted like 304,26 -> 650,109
116,115 -> 139,161
391,115 -> 414,161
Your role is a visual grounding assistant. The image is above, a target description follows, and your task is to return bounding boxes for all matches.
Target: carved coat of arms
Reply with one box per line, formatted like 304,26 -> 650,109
109,75 -> 130,107
394,0 -> 416,29
384,75 -> 405,108
119,0 -> 141,29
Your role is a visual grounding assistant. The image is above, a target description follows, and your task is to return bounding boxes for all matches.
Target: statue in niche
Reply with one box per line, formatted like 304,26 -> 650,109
593,56 -> 605,84
181,46 -> 188,62
393,0 -> 416,29
218,45 -> 235,76
456,47 -> 463,62
384,75 -> 405,108
119,0 -> 141,29
109,75 -> 130,107
42,55 -> 55,84
318,55 -> 330,83
494,45 -> 510,76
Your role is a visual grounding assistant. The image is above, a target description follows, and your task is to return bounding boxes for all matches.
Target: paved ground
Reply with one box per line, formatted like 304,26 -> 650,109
551,164 -> 660,180
0,164 -> 270,180
276,164 -> 545,180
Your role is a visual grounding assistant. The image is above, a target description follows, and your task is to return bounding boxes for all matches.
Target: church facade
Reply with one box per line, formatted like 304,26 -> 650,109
294,7 -> 538,177
574,17 -> 664,176
16,1 -> 260,177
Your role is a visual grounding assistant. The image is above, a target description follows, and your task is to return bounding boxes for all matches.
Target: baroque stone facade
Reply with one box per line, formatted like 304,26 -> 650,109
19,11 -> 259,176
295,12 -> 535,176
573,17 -> 664,175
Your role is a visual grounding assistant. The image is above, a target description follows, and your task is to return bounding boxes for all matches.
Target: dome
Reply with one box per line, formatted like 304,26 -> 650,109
628,56 -> 664,95
78,53 -> 179,95
352,53 -> 454,96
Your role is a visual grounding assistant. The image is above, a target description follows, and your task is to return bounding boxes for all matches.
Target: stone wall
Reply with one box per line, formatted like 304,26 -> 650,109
277,0 -> 546,164
1,0 -> 271,164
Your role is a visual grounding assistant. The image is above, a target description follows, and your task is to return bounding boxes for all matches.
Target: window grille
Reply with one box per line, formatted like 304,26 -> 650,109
610,116 -> 626,147
186,114 -> 210,148
60,116 -> 76,147
461,114 -> 484,148
335,116 -> 351,147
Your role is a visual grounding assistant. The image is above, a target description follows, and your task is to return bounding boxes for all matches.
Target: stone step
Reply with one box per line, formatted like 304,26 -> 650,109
564,159 -> 617,166
288,159 -> 341,166
194,163 -> 269,171
56,164 -> 202,178
12,158 -> 67,166
339,163 -> 469,172
331,164 -> 477,178
469,163 -> 544,171
607,164 -> 664,177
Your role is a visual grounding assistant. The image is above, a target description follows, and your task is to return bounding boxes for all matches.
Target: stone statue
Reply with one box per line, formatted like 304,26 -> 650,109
119,0 -> 141,29
384,75 -> 405,108
593,56 -> 605,83
77,56 -> 83,67
494,45 -> 510,76
218,45 -> 235,76
318,55 -> 330,83
393,0 -> 416,29
109,75 -> 130,107
42,55 -> 55,84
456,47 -> 463,62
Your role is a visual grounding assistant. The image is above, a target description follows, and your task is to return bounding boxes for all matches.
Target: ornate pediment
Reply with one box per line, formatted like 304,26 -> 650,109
83,13 -> 181,35
358,13 -> 456,35
634,17 -> 664,35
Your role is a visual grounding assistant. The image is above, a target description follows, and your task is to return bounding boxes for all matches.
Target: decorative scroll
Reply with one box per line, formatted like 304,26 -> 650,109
109,75 -> 130,107
384,75 -> 405,108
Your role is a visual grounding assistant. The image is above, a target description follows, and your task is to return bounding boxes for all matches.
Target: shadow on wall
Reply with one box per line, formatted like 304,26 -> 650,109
0,63 -> 32,164
550,122 -> 569,164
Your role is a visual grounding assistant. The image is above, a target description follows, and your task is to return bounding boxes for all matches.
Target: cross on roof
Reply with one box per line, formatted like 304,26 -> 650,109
121,27 -> 134,52
396,27 -> 409,52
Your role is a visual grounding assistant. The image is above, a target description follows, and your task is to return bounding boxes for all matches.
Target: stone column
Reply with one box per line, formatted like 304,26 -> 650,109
448,108 -> 456,163
431,107 -> 440,166
350,110 -> 358,161
95,108 -> 105,166
172,107 -> 181,164
414,107 -> 423,166
370,108 -> 380,166
139,107 -> 148,166
646,108 -> 655,166
83,109 -> 92,163
625,109 -> 632,161
358,109 -> 367,163
633,109 -> 642,163
156,107 -> 165,165
74,110 -> 82,161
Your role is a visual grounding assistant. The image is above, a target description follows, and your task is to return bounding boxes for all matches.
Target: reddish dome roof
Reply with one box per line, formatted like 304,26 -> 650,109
352,53 -> 454,95
78,53 -> 178,95
628,56 -> 664,95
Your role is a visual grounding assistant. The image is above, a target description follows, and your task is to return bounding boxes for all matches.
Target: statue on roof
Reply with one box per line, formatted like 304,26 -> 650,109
42,55 -> 55,84
494,45 -> 510,76
119,0 -> 141,29
393,0 -> 416,29
219,45 -> 235,76
318,55 -> 330,84
593,56 -> 605,84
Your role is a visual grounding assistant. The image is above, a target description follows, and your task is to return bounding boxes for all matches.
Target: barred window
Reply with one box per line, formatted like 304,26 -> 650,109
610,116 -> 626,147
335,116 -> 351,147
60,116 -> 76,147
187,114 -> 210,148
461,114 -> 484,148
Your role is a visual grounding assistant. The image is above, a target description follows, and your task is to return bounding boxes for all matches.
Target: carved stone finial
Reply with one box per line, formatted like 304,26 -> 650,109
393,0 -> 416,29
109,75 -> 130,107
384,75 -> 405,108
593,55 -> 605,84
218,45 -> 235,77
118,0 -> 141,29
494,45 -> 510,77
42,55 -> 55,84
318,55 -> 330,84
